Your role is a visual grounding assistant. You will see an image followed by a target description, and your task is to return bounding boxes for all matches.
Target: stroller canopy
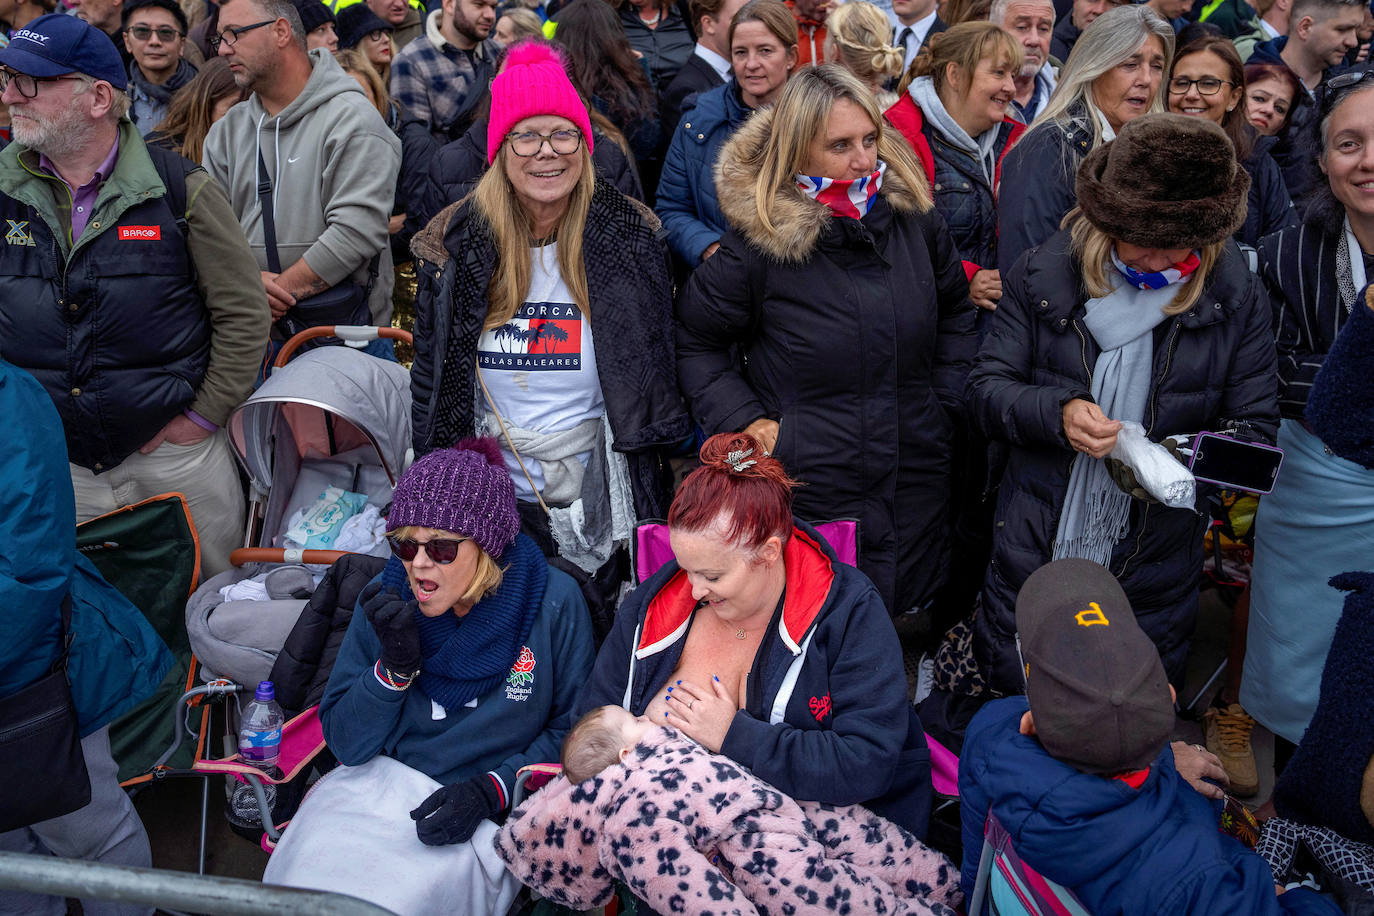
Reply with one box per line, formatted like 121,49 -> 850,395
230,348 -> 412,492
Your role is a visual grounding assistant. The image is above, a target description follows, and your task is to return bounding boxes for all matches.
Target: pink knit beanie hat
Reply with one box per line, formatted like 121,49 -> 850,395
486,41 -> 595,165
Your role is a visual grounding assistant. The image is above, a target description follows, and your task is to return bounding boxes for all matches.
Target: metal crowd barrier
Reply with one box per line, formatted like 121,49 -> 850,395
0,851 -> 396,916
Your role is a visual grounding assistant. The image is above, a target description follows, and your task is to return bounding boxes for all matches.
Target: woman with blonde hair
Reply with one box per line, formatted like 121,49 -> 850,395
410,41 -> 689,635
494,6 -> 542,44
149,57 -> 246,163
887,21 -> 1025,317
677,63 -> 977,618
968,113 -> 1278,694
824,1 -> 905,107
996,3 -> 1174,275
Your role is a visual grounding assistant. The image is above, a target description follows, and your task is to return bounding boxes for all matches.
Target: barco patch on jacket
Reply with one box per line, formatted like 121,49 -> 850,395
118,226 -> 162,241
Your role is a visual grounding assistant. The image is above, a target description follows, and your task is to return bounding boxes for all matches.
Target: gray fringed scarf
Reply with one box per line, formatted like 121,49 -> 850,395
1052,266 -> 1180,565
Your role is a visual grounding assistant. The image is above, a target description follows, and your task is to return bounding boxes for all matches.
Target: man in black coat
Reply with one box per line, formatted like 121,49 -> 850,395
659,0 -> 748,141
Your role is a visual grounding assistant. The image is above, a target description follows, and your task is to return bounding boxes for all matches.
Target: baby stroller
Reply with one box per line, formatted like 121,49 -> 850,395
186,332 -> 411,688
176,329 -> 411,841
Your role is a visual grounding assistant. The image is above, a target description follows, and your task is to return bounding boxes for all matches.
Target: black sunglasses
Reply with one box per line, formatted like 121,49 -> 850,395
1318,67 -> 1374,121
387,536 -> 468,564
126,24 -> 185,42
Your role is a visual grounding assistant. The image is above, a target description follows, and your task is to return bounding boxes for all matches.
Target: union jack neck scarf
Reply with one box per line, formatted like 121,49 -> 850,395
1111,248 -> 1201,290
796,161 -> 886,220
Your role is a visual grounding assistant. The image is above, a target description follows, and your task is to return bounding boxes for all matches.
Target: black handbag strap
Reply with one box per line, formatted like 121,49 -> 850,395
259,148 -> 380,292
257,148 -> 282,274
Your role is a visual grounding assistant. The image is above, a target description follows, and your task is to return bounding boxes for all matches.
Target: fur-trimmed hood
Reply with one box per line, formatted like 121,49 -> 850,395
713,107 -> 926,262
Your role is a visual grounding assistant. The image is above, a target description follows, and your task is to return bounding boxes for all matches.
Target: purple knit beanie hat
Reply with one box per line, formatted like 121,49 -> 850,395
386,438 -> 520,558
486,40 -> 594,165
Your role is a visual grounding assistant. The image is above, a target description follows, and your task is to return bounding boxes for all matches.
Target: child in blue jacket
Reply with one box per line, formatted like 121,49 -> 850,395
958,558 -> 1341,916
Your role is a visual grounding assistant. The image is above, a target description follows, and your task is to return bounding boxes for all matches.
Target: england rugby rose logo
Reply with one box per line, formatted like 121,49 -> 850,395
508,646 -> 535,686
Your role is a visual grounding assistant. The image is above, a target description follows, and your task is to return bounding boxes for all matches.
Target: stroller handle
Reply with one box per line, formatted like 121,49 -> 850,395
230,548 -> 351,567
273,326 -> 414,368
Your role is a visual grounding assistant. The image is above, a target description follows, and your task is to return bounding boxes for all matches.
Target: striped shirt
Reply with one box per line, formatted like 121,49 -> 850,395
1258,221 -> 1366,420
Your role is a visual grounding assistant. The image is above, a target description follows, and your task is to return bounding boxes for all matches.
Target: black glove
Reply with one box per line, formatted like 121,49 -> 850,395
359,581 -> 422,676
409,776 -> 504,846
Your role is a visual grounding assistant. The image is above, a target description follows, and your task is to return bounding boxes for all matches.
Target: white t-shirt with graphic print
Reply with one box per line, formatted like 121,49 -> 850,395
477,243 -> 605,500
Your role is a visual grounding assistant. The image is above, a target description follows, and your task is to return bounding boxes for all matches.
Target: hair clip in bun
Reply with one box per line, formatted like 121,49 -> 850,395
726,448 -> 758,473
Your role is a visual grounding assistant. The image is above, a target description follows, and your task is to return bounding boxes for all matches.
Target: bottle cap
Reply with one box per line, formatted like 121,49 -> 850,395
254,680 -> 275,702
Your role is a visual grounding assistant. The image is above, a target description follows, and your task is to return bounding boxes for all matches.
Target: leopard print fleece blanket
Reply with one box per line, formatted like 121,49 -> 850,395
493,726 -> 962,916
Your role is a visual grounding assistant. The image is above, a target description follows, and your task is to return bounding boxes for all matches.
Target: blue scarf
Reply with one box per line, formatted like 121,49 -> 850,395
379,533 -> 547,709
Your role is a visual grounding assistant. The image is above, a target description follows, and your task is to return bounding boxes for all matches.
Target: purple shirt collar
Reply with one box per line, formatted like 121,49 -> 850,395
39,136 -> 120,241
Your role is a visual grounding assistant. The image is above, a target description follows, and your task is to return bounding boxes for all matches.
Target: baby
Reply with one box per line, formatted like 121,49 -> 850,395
559,704 -> 657,783
496,705 -> 962,916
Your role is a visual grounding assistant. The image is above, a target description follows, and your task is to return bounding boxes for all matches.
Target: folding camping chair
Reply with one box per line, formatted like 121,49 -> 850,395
966,813 -> 1091,916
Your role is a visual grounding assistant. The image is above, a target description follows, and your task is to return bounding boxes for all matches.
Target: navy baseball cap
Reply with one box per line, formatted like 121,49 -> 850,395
0,14 -> 128,91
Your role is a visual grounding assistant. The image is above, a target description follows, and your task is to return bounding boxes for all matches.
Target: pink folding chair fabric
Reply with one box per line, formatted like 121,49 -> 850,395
633,519 -> 859,584
927,733 -> 960,798
192,706 -> 326,785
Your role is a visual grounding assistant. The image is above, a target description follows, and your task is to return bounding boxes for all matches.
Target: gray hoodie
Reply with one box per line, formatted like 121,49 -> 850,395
203,49 -> 402,325
906,75 -> 1001,187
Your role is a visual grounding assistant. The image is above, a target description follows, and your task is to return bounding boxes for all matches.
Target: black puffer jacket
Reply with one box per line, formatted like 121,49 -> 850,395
409,179 -> 690,521
968,229 -> 1280,692
415,116 -> 644,230
268,553 -> 387,719
1237,134 -> 1296,248
996,103 -> 1093,276
677,110 -> 978,616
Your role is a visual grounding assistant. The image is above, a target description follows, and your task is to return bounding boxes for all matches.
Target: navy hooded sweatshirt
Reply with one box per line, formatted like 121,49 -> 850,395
575,522 -> 934,838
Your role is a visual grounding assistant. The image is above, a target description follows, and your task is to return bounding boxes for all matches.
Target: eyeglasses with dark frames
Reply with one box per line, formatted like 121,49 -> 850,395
507,128 -> 583,157
386,536 -> 469,565
1167,76 -> 1234,96
126,24 -> 185,42
208,18 -> 277,53
0,70 -> 87,99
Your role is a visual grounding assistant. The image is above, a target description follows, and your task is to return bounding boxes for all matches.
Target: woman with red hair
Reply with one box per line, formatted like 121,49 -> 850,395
574,432 -> 935,839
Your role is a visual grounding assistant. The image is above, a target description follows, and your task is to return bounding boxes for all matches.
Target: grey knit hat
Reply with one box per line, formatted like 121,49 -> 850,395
386,438 -> 520,558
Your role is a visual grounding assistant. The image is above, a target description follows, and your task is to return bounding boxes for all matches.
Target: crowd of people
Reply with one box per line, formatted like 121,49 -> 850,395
0,0 -> 1371,908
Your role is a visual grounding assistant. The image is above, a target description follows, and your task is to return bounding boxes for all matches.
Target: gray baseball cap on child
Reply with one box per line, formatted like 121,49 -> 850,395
1015,558 -> 1175,775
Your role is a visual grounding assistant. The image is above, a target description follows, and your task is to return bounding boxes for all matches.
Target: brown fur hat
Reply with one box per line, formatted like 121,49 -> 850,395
1075,113 -> 1249,249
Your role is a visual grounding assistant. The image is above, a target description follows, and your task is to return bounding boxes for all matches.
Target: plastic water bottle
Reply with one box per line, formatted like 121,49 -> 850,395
239,681 -> 284,776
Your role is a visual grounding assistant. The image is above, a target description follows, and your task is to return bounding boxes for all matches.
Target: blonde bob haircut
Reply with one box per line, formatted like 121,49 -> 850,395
1066,208 -> 1223,317
898,20 -> 1023,97
752,64 -> 932,236
472,133 -> 597,330
825,1 -> 905,88
386,526 -> 506,605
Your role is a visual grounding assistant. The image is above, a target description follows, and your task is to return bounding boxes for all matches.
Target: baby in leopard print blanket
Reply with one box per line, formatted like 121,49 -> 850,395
493,705 -> 962,916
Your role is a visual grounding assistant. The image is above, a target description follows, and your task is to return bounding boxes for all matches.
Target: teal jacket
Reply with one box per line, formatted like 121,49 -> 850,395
0,357 -> 172,736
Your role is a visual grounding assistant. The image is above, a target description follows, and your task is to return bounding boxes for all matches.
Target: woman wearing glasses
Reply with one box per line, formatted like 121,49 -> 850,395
410,41 -> 689,638
264,438 -> 595,914
1243,68 -> 1374,776
1166,35 -> 1295,247
123,0 -> 197,137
